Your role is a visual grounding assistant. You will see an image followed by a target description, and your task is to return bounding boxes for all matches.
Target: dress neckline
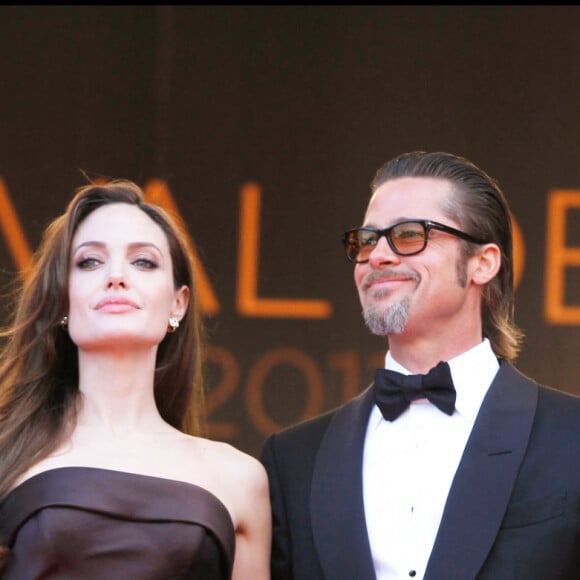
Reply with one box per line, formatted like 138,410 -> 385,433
7,465 -> 231,513
0,465 -> 236,566
0,465 -> 236,578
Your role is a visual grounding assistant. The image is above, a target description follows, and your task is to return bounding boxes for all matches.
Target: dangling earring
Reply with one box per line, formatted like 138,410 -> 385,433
167,316 -> 179,333
60,315 -> 69,331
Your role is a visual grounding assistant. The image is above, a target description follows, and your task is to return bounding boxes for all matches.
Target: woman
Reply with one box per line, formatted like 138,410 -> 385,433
0,181 -> 271,578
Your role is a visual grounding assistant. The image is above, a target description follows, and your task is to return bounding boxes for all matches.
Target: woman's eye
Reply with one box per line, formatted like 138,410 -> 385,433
133,258 -> 158,269
76,257 -> 101,269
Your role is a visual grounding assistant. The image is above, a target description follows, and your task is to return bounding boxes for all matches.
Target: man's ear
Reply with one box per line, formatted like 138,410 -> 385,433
471,244 -> 501,286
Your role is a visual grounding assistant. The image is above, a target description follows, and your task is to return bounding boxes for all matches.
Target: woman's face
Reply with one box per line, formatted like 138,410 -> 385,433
67,203 -> 189,352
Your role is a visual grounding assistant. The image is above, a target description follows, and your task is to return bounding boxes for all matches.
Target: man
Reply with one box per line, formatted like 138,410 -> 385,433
260,151 -> 580,580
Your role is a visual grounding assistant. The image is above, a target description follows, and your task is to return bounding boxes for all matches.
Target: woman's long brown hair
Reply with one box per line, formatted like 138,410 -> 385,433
0,180 -> 207,502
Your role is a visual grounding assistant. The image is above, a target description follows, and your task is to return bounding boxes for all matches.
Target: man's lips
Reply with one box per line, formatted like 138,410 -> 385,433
362,273 -> 415,292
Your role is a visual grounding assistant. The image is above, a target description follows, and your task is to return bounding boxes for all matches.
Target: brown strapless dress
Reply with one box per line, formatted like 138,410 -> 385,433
0,467 -> 235,579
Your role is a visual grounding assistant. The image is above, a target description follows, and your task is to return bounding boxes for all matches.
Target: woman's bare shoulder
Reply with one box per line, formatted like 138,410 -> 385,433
190,438 -> 267,493
190,436 -> 266,482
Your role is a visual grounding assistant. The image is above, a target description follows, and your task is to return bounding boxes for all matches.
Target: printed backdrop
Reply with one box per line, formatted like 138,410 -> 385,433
1,6 -> 579,456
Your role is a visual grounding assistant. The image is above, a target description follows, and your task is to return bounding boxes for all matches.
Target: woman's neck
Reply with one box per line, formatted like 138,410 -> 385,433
75,348 -> 164,433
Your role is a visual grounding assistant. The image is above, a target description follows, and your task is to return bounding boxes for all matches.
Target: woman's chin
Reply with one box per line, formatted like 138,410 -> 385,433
71,330 -> 165,352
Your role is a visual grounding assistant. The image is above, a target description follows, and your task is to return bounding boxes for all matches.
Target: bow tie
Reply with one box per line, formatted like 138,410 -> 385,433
373,361 -> 456,421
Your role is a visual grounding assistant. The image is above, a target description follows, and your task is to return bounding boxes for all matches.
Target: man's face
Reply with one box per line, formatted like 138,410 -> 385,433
354,177 -> 478,338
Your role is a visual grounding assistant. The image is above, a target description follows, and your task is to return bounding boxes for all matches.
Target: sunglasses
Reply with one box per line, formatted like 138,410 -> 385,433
341,219 -> 487,264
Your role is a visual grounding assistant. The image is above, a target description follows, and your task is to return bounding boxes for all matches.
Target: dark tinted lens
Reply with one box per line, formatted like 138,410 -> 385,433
390,221 -> 427,254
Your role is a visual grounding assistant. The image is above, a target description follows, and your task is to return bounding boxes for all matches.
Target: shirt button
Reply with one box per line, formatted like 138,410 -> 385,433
409,571 -> 416,577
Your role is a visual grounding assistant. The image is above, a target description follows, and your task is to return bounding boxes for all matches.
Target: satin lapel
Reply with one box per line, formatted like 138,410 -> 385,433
424,362 -> 538,580
311,385 -> 377,580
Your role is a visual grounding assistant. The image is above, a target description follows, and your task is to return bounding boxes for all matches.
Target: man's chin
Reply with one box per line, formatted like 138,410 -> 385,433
365,320 -> 405,337
362,299 -> 410,335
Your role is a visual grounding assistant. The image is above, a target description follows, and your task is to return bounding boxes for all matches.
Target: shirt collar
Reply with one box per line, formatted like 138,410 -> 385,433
384,338 -> 499,421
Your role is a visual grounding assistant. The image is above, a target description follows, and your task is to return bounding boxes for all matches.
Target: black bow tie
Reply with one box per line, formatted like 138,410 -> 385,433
373,361 -> 456,421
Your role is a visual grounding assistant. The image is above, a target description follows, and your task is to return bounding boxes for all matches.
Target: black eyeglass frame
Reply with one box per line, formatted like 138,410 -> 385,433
341,219 -> 488,264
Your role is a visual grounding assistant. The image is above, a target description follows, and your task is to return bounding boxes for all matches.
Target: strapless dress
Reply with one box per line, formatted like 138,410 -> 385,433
0,466 -> 235,579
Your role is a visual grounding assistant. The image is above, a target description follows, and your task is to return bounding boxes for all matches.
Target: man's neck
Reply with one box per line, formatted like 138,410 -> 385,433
387,334 -> 484,374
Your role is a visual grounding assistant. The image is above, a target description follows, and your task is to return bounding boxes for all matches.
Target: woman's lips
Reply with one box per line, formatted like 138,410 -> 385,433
94,297 -> 140,312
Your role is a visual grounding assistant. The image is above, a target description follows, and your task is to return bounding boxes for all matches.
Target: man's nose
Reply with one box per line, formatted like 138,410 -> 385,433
367,235 -> 401,268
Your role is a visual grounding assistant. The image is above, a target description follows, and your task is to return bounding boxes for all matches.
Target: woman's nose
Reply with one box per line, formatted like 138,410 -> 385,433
107,275 -> 126,289
106,265 -> 128,289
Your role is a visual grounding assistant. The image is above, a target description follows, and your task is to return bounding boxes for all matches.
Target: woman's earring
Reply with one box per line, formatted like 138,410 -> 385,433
167,317 -> 179,333
60,315 -> 69,331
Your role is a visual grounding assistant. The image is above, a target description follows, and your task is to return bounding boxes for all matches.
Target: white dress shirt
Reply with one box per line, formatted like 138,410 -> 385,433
362,339 -> 499,580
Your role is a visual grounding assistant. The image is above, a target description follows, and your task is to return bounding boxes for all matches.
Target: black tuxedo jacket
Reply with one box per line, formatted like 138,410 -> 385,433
261,361 -> 580,580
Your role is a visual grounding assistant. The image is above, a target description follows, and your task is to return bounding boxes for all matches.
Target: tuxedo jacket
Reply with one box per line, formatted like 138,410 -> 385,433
260,361 -> 580,580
